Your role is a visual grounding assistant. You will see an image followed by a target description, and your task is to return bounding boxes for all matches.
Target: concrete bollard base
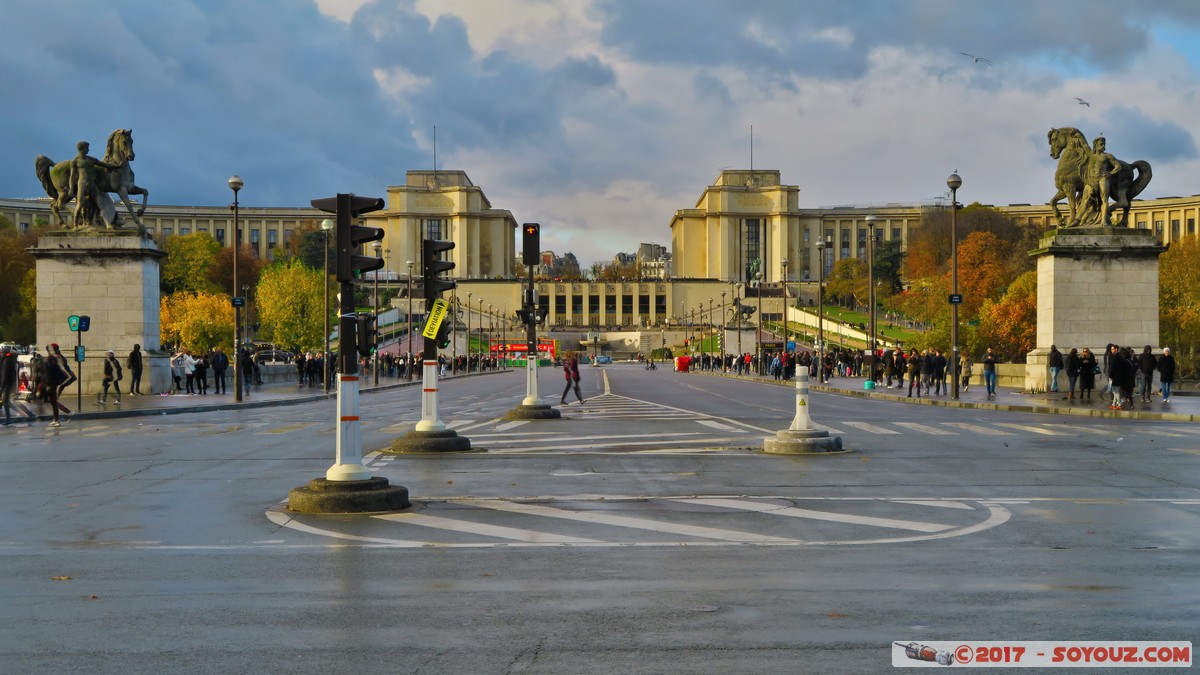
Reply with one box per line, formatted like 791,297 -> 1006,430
288,476 -> 410,514
389,429 -> 474,453
762,428 -> 844,454
504,404 -> 563,420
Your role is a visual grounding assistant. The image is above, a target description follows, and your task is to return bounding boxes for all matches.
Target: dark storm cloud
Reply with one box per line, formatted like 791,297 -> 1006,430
1,0 -> 418,206
1103,106 -> 1198,163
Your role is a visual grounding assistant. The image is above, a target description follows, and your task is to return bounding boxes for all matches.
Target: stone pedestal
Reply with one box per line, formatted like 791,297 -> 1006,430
31,230 -> 168,395
1025,227 -> 1166,391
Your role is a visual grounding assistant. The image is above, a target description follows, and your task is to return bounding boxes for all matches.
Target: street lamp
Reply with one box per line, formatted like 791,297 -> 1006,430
372,240 -> 382,386
700,296 -> 710,365
406,260 -> 414,364
816,237 -> 826,381
781,257 -> 789,355
466,291 -> 473,371
228,175 -> 244,403
864,215 -> 877,361
754,271 -> 763,374
948,172 -> 962,400
720,289 -> 727,370
478,297 -> 484,366
488,302 -> 494,362
735,282 -> 744,361
321,218 -> 334,393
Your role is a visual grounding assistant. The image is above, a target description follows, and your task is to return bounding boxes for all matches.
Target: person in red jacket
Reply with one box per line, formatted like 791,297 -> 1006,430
560,354 -> 585,405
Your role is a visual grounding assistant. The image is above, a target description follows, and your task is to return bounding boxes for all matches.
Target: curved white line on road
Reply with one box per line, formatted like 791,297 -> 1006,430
267,499 -> 1012,548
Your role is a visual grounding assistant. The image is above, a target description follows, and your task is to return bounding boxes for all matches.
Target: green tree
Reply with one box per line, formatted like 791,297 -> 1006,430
161,232 -> 221,294
254,259 -> 325,353
1159,236 -> 1200,377
824,258 -> 866,308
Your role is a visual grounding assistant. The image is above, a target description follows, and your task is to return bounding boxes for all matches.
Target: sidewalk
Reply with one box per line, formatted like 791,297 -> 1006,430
705,369 -> 1200,423
14,370 -> 504,424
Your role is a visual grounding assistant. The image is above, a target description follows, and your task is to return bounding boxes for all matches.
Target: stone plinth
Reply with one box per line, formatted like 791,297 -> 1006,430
1026,227 -> 1166,391
31,230 -> 168,395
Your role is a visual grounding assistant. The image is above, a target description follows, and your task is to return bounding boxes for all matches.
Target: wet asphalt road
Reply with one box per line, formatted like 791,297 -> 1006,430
1,365 -> 1197,673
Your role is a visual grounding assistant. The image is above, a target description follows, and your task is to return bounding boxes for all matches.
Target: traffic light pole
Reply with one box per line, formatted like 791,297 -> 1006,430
289,192 -> 408,514
504,223 -> 559,420
328,277 -> 370,481
521,263 -> 544,407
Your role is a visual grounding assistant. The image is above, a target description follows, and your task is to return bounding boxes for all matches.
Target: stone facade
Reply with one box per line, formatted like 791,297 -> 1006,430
30,231 -> 168,395
1025,228 -> 1166,391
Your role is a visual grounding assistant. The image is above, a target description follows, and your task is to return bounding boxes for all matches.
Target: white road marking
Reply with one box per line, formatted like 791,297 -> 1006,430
485,436 -> 745,454
844,421 -> 900,435
993,422 -> 1067,436
895,422 -> 957,435
697,420 -> 745,432
893,500 -> 976,510
469,500 -> 799,543
943,422 -> 1014,436
373,512 -> 601,543
491,420 -> 531,432
675,498 -> 952,532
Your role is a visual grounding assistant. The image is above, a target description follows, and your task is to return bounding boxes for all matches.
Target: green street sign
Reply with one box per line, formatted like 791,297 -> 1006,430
68,315 -> 80,331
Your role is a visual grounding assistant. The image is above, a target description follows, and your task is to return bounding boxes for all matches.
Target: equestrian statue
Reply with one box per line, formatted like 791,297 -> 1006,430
1047,127 -> 1151,228
35,128 -> 149,230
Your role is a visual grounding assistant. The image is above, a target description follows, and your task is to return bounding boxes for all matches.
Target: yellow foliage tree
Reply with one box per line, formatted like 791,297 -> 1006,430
160,291 -> 234,351
1159,236 -> 1200,376
254,258 -> 325,353
977,271 -> 1037,362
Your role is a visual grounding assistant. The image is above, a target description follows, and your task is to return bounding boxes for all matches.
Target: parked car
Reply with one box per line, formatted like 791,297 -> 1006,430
254,349 -> 294,364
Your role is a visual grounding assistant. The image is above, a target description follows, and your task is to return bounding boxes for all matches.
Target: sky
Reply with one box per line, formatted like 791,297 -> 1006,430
4,0 -> 1200,267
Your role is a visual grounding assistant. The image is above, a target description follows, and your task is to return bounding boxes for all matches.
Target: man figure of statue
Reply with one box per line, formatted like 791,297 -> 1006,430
1078,136 -> 1121,226
67,141 -> 115,228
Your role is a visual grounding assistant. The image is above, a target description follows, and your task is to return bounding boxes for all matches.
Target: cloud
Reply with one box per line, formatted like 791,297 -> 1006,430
5,0 -> 1200,267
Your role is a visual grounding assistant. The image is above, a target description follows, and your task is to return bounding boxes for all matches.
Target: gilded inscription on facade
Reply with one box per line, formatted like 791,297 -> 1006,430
414,196 -> 453,209
734,194 -> 772,208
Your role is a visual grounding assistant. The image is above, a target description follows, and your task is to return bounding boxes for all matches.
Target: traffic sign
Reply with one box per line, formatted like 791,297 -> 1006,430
948,293 -> 963,304
421,298 -> 450,340
68,315 -> 79,331
232,296 -> 246,308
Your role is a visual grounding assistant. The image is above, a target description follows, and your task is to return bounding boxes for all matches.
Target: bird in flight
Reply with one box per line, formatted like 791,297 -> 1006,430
1075,97 -> 1091,107
960,52 -> 993,65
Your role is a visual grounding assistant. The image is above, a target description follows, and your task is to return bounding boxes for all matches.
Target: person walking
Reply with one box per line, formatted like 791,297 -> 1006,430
560,353 -> 585,405
1157,347 -> 1176,403
959,353 -> 973,392
194,352 -> 209,395
1064,347 -> 1081,400
98,350 -> 123,405
1,345 -> 37,426
982,346 -> 999,399
183,351 -> 197,394
1137,345 -> 1157,403
44,344 -> 71,426
126,343 -> 143,395
211,347 -> 229,395
239,348 -> 255,396
1078,347 -> 1097,400
1047,344 -> 1063,393
51,344 -> 76,400
906,350 -> 922,398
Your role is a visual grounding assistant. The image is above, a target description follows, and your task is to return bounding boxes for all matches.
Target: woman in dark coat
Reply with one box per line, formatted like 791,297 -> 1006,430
1065,347 -> 1081,400
1078,348 -> 1097,400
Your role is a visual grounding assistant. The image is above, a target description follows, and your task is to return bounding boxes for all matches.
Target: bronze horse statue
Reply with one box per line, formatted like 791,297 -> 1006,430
1047,127 -> 1151,227
35,128 -> 149,229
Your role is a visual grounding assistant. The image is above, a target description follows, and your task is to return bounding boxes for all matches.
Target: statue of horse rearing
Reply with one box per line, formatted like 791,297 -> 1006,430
1048,126 -> 1151,228
35,128 -> 149,230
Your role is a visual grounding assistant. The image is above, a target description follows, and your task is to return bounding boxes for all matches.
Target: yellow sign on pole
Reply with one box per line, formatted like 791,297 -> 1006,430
421,298 -> 449,339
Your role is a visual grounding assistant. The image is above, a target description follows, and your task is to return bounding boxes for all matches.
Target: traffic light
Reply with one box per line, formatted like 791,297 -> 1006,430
433,319 -> 452,350
311,193 -> 385,282
422,238 -> 456,301
355,312 -> 377,358
522,223 -> 540,265
516,308 -> 541,326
